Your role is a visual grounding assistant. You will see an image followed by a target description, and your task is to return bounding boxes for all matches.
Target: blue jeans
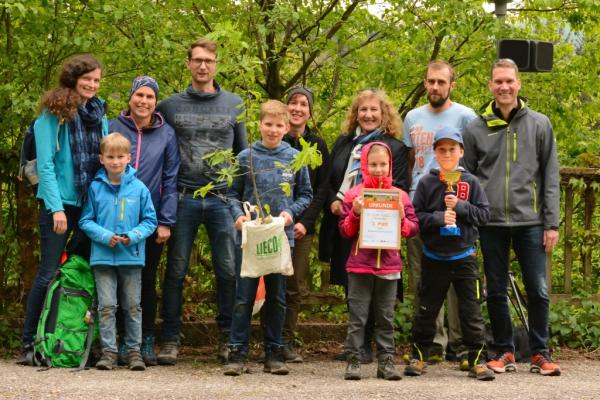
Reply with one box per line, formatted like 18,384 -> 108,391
160,193 -> 236,342
480,225 -> 550,355
229,247 -> 287,357
94,267 -> 142,353
21,203 -> 89,345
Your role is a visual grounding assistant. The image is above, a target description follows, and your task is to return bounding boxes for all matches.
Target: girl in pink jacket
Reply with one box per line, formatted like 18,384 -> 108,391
339,141 -> 419,380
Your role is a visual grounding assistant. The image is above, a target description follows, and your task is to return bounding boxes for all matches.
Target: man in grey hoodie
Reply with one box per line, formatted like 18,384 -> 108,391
462,58 -> 560,376
156,38 -> 247,365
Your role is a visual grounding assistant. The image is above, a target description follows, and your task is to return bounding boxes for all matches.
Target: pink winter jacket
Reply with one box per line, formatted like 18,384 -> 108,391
338,142 -> 419,274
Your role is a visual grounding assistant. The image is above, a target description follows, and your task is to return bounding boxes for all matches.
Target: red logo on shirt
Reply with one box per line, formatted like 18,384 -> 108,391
456,182 -> 470,201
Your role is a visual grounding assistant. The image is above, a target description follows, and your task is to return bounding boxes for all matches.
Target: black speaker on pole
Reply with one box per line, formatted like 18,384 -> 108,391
497,39 -> 553,72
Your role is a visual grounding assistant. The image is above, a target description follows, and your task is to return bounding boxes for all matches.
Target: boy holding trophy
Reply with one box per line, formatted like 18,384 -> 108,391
405,127 -> 495,381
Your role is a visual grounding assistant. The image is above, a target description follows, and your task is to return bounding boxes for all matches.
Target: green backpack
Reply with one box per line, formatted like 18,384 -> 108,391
34,255 -> 98,369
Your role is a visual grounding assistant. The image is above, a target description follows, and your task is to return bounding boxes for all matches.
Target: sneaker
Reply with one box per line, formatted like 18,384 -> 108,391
530,353 -> 561,376
223,350 -> 248,376
96,351 -> 118,370
157,341 -> 179,366
487,352 -> 517,373
141,335 -> 157,366
459,354 -> 470,372
128,350 -> 146,371
283,343 -> 303,363
468,364 -> 496,381
15,343 -> 34,366
117,341 -> 128,366
427,353 -> 443,364
264,348 -> 290,375
404,359 -> 426,376
377,355 -> 402,381
344,356 -> 361,380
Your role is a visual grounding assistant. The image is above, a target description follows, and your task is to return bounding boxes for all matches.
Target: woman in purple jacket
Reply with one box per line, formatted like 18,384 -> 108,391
109,76 -> 180,365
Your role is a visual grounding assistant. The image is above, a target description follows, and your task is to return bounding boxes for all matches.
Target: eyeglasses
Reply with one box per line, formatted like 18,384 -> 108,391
189,58 -> 216,66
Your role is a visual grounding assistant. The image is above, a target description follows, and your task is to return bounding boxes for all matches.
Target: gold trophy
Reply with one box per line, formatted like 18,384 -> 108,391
439,170 -> 462,236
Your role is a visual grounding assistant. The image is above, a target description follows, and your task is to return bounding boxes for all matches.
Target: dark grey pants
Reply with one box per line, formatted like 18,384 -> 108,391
344,273 -> 397,360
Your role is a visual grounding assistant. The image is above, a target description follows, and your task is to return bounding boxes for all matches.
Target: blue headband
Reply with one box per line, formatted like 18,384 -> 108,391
129,76 -> 159,100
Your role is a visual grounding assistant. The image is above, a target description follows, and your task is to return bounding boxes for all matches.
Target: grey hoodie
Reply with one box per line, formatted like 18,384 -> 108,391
462,100 -> 560,230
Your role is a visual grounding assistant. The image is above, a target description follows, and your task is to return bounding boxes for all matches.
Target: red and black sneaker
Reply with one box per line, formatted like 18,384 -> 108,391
530,353 -> 561,376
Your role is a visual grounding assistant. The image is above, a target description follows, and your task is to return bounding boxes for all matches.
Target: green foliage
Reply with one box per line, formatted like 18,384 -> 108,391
549,293 -> 600,354
393,298 -> 414,344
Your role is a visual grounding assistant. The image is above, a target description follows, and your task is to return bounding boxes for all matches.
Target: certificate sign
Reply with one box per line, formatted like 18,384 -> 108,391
359,188 -> 401,249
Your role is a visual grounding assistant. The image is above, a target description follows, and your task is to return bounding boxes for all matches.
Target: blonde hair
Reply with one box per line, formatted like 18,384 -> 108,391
260,99 -> 290,123
188,37 -> 217,59
491,58 -> 520,78
341,89 -> 403,138
101,132 -> 131,155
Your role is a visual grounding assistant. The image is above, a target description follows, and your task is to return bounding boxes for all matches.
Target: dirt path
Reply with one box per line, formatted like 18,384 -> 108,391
1,353 -> 599,400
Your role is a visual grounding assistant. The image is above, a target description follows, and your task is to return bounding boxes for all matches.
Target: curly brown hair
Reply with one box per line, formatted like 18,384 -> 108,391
41,54 -> 102,121
341,89 -> 403,139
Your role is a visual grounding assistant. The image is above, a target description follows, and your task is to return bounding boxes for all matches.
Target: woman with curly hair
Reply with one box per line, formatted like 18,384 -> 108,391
319,89 -> 409,362
17,54 -> 108,364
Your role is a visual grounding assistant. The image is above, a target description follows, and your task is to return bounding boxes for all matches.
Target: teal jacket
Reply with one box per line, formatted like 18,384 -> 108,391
34,108 -> 109,213
79,166 -> 157,267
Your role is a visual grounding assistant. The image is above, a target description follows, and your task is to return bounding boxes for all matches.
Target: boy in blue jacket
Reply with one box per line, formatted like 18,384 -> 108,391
80,132 -> 157,371
223,100 -> 312,376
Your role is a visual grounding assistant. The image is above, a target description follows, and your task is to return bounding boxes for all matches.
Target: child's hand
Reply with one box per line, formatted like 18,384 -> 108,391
235,216 -> 248,231
294,222 -> 307,239
444,209 -> 457,225
120,235 -> 130,246
352,195 -> 364,215
444,194 -> 458,209
280,211 -> 293,226
109,235 -> 121,247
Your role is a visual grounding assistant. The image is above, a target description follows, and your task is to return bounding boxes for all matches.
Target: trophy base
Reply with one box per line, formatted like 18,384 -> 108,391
440,226 -> 461,237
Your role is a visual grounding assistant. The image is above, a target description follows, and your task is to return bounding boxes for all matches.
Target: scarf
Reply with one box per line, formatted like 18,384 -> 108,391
69,96 -> 105,200
336,127 -> 384,201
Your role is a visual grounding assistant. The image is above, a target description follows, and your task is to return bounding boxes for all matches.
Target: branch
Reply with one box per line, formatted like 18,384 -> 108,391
191,2 -> 213,32
340,31 -> 383,58
406,2 -> 435,35
284,0 -> 362,90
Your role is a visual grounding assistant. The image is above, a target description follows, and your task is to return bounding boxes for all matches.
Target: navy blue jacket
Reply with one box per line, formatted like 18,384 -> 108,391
413,168 -> 490,257
109,111 -> 180,227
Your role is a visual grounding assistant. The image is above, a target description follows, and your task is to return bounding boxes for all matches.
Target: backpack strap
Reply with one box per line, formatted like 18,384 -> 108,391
73,298 -> 98,372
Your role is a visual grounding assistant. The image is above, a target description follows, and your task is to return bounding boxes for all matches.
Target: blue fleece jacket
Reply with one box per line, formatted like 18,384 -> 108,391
109,111 -> 180,227
79,166 -> 157,267
228,141 -> 313,247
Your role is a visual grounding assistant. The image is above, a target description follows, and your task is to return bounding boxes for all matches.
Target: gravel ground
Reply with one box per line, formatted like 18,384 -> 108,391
1,353 -> 600,400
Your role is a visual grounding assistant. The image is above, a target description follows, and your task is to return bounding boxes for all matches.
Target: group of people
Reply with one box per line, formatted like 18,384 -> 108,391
17,37 -> 561,382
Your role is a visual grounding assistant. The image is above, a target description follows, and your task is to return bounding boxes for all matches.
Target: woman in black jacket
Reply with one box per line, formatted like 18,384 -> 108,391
318,89 -> 409,362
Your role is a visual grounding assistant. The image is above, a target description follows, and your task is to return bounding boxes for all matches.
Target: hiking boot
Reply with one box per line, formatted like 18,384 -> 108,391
459,354 -> 470,371
223,349 -> 248,376
404,359 -> 426,376
141,335 -> 157,366
157,341 -> 179,365
530,353 -> 561,376
468,364 -> 496,381
283,343 -> 303,363
344,356 -> 361,380
96,351 -> 118,370
117,341 -> 128,366
377,355 -> 402,381
15,343 -> 34,366
264,348 -> 289,375
217,341 -> 230,364
359,347 -> 373,364
487,351 -> 517,373
128,350 -> 146,371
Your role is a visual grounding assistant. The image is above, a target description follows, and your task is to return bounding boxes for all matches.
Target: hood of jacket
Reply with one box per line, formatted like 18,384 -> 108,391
185,81 -> 223,101
360,141 -> 392,189
251,139 -> 292,155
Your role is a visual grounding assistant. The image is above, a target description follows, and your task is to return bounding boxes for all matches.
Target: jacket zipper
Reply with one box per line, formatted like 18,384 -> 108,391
505,126 -> 511,223
513,129 -> 517,161
532,182 -> 538,213
135,128 -> 142,169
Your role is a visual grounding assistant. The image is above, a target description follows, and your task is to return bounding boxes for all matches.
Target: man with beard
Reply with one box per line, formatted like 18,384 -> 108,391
403,60 -> 476,367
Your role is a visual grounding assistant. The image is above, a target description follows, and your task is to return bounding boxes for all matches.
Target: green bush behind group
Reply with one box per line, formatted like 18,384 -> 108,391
0,0 -> 598,354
